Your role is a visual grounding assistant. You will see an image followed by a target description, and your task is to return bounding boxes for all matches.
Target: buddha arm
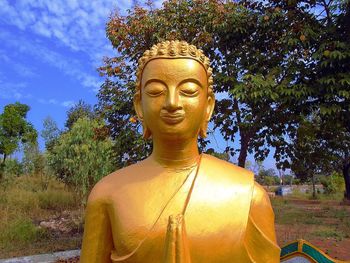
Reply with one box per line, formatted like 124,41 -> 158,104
243,182 -> 281,263
80,191 -> 113,263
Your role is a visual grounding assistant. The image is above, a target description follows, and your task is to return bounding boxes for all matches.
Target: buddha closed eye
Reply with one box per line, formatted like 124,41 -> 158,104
145,81 -> 201,98
179,82 -> 201,97
145,82 -> 166,97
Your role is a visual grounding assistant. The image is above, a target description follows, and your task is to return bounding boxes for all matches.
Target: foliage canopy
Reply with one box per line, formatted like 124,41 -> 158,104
95,0 -> 349,198
0,102 -> 37,179
47,117 -> 115,199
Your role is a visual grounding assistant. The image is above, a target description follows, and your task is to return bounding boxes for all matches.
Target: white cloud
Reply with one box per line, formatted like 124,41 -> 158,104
0,50 -> 10,62
32,20 -> 52,37
0,0 -> 165,94
0,0 -> 165,65
48,99 -> 58,104
0,74 -> 66,107
61,100 -> 75,108
8,60 -> 38,78
0,30 -> 102,91
0,77 -> 29,100
0,0 -> 121,63
37,98 -> 74,108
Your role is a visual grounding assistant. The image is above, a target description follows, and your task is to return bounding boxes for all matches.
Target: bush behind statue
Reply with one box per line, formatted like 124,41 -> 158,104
320,172 -> 345,195
1,158 -> 23,187
47,117 -> 115,201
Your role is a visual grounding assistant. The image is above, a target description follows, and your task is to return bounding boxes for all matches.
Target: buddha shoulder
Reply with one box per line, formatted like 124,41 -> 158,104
201,153 -> 254,185
87,154 -> 255,203
87,161 -> 147,204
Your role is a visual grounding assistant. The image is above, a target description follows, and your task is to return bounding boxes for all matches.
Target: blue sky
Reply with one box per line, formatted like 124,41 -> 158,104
0,0 -> 277,171
0,0 -> 150,132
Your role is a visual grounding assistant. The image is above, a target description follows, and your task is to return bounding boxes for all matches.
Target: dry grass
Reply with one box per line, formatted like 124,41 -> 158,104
0,174 -> 83,259
1,176 -> 349,260
272,196 -> 350,260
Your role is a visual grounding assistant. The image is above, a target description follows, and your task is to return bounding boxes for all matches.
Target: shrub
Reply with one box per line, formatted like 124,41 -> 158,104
8,174 -> 50,193
37,190 -> 76,210
22,142 -> 46,176
5,188 -> 39,212
0,217 -> 47,246
48,117 -> 115,200
3,158 -> 23,177
321,172 -> 345,195
1,158 -> 23,187
2,174 -> 79,216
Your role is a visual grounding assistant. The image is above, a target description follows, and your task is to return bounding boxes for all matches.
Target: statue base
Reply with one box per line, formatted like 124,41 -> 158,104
281,239 -> 349,263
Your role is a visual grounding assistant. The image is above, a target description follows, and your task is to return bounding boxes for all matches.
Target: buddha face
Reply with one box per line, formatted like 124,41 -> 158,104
134,58 -> 214,140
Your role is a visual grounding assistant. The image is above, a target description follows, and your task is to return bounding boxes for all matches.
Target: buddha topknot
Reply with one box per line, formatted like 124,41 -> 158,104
136,40 -> 213,96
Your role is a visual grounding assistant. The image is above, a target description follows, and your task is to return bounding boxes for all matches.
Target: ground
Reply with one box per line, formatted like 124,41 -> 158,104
0,175 -> 349,261
273,197 -> 350,260
0,175 -> 83,259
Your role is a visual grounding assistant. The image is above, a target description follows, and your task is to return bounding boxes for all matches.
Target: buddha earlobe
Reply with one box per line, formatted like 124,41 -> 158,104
133,93 -> 152,140
199,95 -> 215,138
199,121 -> 208,138
142,123 -> 152,140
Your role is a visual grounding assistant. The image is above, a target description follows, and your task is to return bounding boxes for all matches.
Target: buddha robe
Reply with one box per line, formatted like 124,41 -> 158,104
80,154 -> 280,263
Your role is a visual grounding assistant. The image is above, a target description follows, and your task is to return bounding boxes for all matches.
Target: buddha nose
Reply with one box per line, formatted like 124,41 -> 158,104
164,88 -> 181,111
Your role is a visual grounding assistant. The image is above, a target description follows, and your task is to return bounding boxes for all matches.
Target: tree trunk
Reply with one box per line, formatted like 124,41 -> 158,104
0,154 -> 6,181
238,133 -> 249,168
2,153 -> 6,164
343,162 -> 350,200
232,98 -> 250,168
311,173 -> 316,199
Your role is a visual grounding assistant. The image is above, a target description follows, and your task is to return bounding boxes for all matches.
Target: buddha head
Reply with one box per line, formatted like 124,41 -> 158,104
134,40 -> 215,141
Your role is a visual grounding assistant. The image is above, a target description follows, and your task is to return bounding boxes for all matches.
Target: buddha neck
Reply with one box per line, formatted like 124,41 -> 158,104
151,137 -> 200,169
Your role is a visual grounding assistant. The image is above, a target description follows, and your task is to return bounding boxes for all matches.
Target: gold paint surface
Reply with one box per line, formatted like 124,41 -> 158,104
81,43 -> 280,262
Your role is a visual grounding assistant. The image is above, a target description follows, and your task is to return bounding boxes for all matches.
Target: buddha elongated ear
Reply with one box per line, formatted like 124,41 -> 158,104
199,94 -> 215,138
133,93 -> 152,140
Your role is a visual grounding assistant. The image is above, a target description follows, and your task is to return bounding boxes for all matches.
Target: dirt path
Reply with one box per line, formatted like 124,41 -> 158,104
274,198 -> 350,261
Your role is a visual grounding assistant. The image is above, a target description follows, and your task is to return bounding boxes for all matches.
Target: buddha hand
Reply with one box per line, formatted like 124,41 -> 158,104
163,214 -> 191,263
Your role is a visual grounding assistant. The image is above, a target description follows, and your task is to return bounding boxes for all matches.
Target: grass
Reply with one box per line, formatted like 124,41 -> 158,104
272,193 -> 350,260
37,190 -> 76,210
1,176 -> 349,260
2,174 -> 77,210
0,218 -> 47,248
272,194 -> 350,243
313,226 -> 346,240
0,173 -> 83,259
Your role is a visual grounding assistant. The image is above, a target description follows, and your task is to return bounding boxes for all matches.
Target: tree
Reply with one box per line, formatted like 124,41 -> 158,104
255,165 -> 279,186
47,117 -> 115,200
331,126 -> 350,200
208,0 -> 319,167
206,148 -> 230,161
290,118 -> 331,198
22,141 -> 45,176
0,102 -> 37,180
65,100 -> 95,130
315,119 -> 350,199
279,0 -> 350,199
97,0 -> 320,169
309,0 -> 350,200
97,0 -> 349,202
2,158 -> 23,180
320,172 -> 345,195
41,116 -> 60,152
97,79 -> 151,167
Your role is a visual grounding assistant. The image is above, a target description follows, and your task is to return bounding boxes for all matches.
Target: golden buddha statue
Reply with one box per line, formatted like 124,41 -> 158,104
80,40 -> 280,263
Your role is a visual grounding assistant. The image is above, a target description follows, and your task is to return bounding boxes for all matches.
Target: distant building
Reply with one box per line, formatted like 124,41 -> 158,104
275,186 -> 293,196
